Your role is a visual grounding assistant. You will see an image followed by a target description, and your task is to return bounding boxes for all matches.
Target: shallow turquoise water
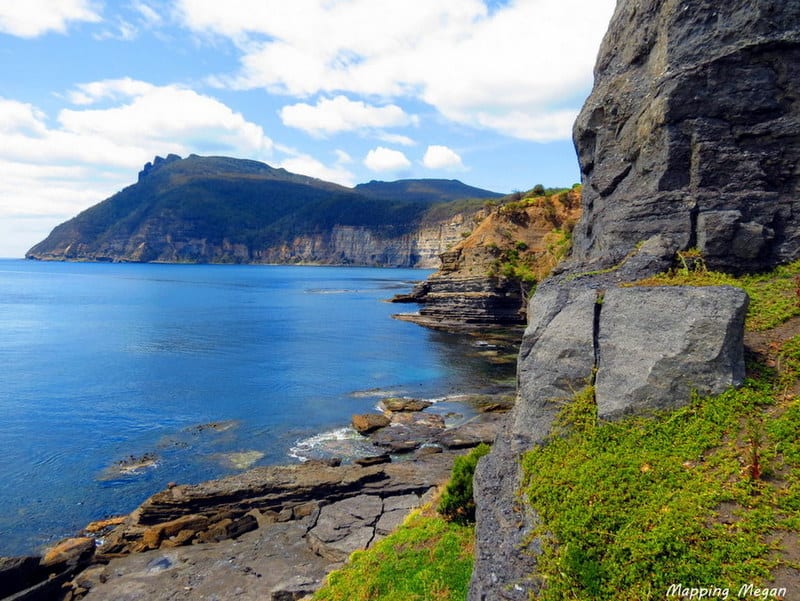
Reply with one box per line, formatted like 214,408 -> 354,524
0,260 -> 513,555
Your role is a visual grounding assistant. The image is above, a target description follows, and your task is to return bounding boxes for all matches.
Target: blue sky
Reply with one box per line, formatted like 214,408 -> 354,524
0,0 -> 616,257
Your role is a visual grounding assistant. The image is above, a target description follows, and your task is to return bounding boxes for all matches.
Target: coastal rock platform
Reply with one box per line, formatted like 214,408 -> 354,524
39,451 -> 460,601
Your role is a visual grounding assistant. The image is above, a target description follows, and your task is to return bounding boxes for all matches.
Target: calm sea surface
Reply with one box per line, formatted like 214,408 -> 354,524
0,260 -> 515,555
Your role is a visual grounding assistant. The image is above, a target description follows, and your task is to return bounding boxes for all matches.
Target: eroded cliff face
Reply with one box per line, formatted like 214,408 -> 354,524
255,217 -> 480,268
470,1 -> 800,599
396,190 -> 581,329
31,218 -> 480,268
572,0 -> 800,275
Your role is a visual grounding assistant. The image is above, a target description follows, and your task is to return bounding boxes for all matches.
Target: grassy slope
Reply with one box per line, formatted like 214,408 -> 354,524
312,259 -> 800,601
522,258 -> 800,600
312,509 -> 475,601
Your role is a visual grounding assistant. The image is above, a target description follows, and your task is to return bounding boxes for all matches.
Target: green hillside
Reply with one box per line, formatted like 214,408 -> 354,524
26,154 -> 503,264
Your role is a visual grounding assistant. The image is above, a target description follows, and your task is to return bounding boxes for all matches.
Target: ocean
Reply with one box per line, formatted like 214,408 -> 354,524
0,260 -> 515,556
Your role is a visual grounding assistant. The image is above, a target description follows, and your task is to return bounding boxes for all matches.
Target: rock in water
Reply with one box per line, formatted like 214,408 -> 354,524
351,413 -> 390,434
572,0 -> 800,274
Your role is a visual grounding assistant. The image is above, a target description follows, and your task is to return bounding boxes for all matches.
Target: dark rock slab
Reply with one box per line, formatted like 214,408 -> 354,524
393,275 -> 528,329
437,413 -> 505,449
0,556 -> 46,599
270,575 -> 321,601
369,414 -> 445,453
306,494 -> 383,561
353,454 -> 391,467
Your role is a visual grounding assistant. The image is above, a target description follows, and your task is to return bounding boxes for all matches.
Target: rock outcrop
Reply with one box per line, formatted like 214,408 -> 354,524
394,189 -> 581,329
469,1 -> 800,598
571,0 -> 800,275
28,452 -> 458,601
470,284 -> 748,600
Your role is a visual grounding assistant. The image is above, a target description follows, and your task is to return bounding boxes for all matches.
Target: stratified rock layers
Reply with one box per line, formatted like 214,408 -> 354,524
572,0 -> 800,274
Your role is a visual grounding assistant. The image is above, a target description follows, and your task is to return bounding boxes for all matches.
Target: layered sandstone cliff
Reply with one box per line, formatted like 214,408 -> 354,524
394,189 -> 581,329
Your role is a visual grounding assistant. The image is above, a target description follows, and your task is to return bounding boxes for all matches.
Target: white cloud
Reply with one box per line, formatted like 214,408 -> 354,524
280,95 -> 416,136
67,77 -> 155,105
334,149 -> 353,164
0,1 -> 101,37
423,145 -> 464,170
378,133 -> 415,147
133,1 -> 162,26
363,147 -> 411,172
93,19 -> 138,41
0,84 -> 275,256
179,0 -> 616,142
278,153 -> 355,187
59,80 -> 273,156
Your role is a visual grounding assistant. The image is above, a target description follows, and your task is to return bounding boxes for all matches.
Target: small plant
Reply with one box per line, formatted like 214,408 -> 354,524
746,417 -> 764,482
438,443 -> 491,525
676,248 -> 707,275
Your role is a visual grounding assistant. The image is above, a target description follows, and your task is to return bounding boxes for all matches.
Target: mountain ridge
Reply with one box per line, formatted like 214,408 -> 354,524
26,154 -> 504,265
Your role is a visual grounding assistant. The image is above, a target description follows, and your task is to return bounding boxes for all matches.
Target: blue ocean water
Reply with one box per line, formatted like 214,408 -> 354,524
0,260 -> 514,556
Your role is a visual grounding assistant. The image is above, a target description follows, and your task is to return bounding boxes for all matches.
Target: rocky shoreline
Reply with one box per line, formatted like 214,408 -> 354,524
1,394 -> 509,601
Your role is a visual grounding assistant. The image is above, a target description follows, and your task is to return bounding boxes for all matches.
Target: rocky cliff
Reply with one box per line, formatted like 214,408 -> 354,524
470,1 -> 800,599
571,0 -> 800,276
394,189 -> 581,329
25,155 -> 501,267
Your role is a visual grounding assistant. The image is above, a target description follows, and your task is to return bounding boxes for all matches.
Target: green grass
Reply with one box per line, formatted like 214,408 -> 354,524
312,511 -> 475,601
631,257 -> 800,331
521,382 -> 795,600
519,252 -> 800,600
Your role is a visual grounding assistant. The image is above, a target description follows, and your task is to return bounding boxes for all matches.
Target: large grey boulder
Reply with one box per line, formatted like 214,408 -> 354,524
596,286 -> 748,419
514,287 -> 598,444
470,285 -> 748,600
571,0 -> 800,275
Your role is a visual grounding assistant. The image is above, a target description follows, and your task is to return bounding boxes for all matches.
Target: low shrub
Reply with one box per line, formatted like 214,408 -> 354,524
438,443 -> 491,524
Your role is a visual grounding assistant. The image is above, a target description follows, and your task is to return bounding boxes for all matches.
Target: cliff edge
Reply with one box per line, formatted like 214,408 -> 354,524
470,1 -> 800,599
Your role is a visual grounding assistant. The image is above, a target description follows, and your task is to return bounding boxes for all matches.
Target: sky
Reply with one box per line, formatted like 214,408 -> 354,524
0,0 -> 616,258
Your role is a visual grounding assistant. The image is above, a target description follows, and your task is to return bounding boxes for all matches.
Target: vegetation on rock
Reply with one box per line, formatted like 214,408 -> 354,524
521,259 -> 800,600
438,443 -> 491,525
631,256 -> 800,331
474,186 -> 581,287
312,508 -> 474,601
